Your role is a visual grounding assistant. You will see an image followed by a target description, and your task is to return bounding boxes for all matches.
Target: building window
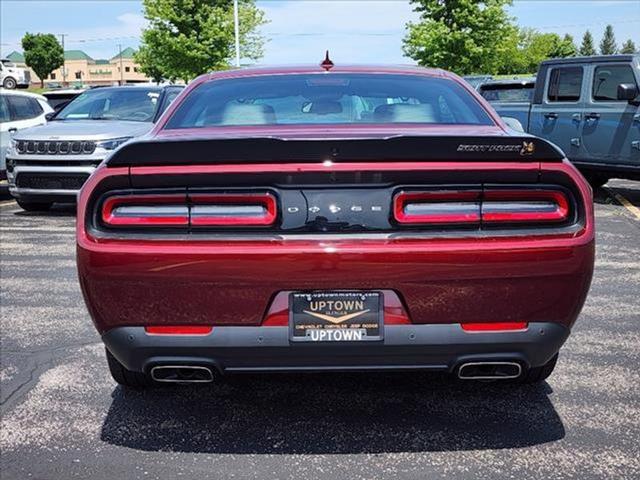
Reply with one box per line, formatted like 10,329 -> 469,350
125,66 -> 130,73
50,73 -> 56,80
75,71 -> 82,80
134,67 -> 138,73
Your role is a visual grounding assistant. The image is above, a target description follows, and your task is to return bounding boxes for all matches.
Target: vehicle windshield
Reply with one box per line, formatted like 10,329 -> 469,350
56,88 -> 161,122
165,74 -> 494,129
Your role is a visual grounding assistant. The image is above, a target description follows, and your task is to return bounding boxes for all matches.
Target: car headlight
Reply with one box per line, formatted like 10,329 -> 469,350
95,137 -> 133,151
8,138 -> 18,156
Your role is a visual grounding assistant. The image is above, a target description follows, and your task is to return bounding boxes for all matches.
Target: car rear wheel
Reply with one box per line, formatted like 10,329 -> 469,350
16,200 -> 53,212
3,76 -> 17,89
519,353 -> 558,384
106,349 -> 154,388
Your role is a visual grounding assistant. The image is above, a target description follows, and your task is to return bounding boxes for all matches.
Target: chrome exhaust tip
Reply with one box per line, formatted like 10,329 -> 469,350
151,365 -> 214,383
457,361 -> 522,380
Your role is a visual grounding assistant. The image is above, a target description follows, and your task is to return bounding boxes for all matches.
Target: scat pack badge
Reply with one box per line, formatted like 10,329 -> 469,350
456,141 -> 536,156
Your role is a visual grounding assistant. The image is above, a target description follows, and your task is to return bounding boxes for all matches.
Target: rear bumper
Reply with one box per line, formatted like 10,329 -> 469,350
78,238 -> 595,334
103,322 -> 570,374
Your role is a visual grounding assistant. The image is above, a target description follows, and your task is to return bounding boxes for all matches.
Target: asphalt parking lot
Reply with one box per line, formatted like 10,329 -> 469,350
1,180 -> 639,479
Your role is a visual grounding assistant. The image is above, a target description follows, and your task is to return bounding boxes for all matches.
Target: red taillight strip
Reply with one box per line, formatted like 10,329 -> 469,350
101,192 -> 278,227
145,326 -> 213,335
461,322 -> 528,332
394,191 -> 481,224
189,193 -> 277,226
482,190 -> 569,223
102,194 -> 189,226
393,189 -> 570,226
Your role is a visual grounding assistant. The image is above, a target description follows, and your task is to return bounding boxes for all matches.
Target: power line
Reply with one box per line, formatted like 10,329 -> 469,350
66,35 -> 140,44
533,18 -> 640,30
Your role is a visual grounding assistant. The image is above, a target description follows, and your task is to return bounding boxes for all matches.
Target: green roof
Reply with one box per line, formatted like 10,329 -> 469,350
7,49 -> 131,64
110,47 -> 136,60
6,51 -> 25,63
64,50 -> 94,61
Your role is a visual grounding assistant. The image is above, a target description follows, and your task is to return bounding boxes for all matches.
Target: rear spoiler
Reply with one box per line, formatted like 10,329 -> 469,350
105,135 -> 565,167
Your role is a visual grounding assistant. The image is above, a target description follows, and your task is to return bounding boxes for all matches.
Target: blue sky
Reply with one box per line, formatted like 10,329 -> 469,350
1,0 -> 639,63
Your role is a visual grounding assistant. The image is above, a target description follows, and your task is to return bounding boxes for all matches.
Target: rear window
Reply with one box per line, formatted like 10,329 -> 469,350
165,74 -> 494,129
480,84 -> 534,102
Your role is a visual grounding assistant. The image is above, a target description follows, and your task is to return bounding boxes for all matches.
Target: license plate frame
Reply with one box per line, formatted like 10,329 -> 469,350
289,291 -> 384,343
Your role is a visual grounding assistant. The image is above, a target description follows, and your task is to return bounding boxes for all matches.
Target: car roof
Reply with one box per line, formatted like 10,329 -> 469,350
43,88 -> 87,95
0,88 -> 47,101
540,54 -> 639,66
479,78 -> 536,87
201,64 -> 450,82
75,84 -> 182,94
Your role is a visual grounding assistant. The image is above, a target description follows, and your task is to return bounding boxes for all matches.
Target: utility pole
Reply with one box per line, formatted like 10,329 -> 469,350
118,43 -> 124,86
233,0 -> 240,67
59,33 -> 67,86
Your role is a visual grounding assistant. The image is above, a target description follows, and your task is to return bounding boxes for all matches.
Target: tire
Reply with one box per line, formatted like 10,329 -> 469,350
3,76 -> 17,89
519,353 -> 558,384
106,348 -> 154,388
583,173 -> 609,190
16,200 -> 52,212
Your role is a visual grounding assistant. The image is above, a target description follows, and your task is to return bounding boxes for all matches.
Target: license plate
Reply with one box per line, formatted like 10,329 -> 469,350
290,291 -> 383,342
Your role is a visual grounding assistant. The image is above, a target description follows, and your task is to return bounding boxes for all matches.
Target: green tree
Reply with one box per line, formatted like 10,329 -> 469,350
600,25 -> 617,55
554,34 -> 577,58
579,30 -> 596,56
620,39 -> 637,54
21,33 -> 64,88
135,0 -> 267,82
498,29 -> 576,74
403,0 -> 516,75
134,45 -> 166,84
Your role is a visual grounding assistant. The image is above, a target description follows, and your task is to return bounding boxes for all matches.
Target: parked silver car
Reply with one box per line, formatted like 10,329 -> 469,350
6,85 -> 183,211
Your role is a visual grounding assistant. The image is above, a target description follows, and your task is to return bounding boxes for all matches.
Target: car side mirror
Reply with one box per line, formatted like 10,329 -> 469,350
45,112 -> 56,121
617,83 -> 639,103
502,116 -> 525,132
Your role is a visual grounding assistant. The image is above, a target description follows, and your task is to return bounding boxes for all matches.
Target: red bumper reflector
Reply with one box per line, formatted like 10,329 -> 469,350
461,322 -> 528,332
145,326 -> 213,335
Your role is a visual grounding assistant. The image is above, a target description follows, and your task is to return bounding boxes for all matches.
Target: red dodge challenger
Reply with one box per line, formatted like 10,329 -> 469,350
77,63 -> 595,387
